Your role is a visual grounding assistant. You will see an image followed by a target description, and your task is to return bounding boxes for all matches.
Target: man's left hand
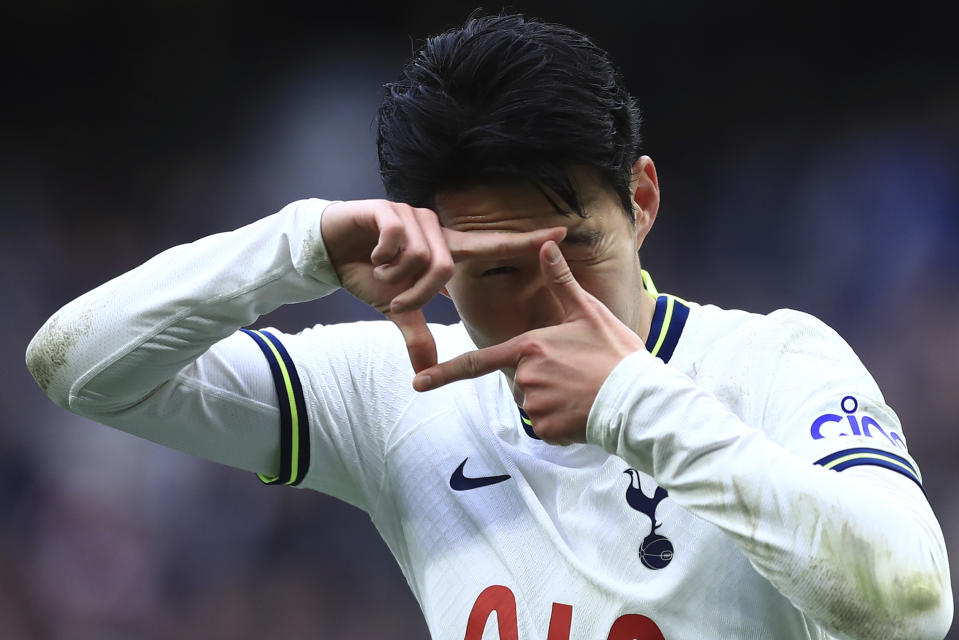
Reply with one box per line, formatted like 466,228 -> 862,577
413,240 -> 646,444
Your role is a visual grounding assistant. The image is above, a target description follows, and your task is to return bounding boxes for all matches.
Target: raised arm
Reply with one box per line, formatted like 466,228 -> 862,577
26,198 -> 565,480
25,199 -> 343,475
416,242 -> 953,639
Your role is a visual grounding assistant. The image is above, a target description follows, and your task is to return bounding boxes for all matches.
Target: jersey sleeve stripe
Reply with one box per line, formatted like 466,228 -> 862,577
815,446 -> 918,474
239,328 -> 311,486
239,329 -> 290,484
814,447 -> 924,494
258,329 -> 310,486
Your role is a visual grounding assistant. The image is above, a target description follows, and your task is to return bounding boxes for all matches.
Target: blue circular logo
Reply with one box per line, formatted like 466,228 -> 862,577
841,395 -> 858,414
639,534 -> 674,570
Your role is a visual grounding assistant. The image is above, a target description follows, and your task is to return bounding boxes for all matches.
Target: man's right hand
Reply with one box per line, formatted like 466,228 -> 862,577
320,199 -> 566,374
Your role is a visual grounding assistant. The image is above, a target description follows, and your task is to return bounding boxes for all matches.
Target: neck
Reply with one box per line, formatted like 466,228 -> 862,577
636,284 -> 658,345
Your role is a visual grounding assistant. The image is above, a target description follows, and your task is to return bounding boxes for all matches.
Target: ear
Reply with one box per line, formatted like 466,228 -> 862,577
630,155 -> 659,251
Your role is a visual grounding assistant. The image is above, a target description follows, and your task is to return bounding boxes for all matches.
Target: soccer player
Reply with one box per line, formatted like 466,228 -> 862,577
26,13 -> 952,640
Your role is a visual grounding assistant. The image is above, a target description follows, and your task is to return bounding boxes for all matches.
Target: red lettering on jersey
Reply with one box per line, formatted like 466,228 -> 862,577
607,614 -> 666,640
464,585 -> 519,640
464,587 -> 665,639
546,602 -> 573,640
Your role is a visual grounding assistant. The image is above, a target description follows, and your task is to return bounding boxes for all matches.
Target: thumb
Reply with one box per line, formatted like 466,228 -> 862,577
540,240 -> 588,317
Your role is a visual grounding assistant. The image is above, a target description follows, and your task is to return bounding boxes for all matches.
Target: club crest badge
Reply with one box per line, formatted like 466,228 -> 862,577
624,469 -> 673,570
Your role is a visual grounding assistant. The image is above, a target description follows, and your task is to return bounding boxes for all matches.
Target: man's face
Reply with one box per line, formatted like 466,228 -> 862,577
435,169 -> 650,351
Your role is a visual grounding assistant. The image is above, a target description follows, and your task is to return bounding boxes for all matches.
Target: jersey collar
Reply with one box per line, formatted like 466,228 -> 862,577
518,407 -> 539,440
642,269 -> 689,364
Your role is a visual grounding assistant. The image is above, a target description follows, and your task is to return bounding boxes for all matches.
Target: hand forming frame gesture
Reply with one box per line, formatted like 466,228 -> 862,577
321,199 -> 568,372
414,241 -> 646,444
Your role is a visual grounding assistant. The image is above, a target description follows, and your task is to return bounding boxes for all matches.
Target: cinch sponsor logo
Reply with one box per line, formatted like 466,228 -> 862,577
809,396 -> 906,450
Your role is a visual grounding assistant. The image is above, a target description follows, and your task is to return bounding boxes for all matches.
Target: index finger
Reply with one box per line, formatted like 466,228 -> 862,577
412,338 -> 522,392
389,309 -> 438,373
443,226 -> 567,263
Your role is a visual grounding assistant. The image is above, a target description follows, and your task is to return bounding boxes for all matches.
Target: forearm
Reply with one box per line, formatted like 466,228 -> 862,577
587,351 -> 952,640
26,198 -> 340,415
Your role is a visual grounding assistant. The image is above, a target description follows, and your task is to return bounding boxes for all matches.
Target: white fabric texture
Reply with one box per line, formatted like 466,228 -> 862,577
26,199 -> 952,639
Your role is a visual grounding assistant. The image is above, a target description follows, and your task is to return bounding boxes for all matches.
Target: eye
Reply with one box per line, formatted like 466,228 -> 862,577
481,266 -> 518,277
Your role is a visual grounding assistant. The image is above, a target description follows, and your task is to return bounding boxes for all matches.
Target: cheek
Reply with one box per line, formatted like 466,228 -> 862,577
572,263 -> 639,324
445,278 -> 534,347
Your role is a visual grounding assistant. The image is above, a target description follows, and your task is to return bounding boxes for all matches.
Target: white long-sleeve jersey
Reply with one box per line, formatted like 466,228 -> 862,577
26,199 -> 952,639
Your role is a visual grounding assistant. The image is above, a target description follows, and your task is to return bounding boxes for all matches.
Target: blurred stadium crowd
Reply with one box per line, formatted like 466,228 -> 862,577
2,1 -> 957,638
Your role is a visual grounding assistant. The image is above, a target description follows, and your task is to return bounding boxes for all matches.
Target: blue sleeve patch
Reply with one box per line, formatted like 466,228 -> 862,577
240,328 -> 310,486
815,447 -> 924,495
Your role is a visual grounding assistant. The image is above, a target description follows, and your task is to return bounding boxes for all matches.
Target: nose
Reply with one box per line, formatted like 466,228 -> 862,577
527,277 -> 566,330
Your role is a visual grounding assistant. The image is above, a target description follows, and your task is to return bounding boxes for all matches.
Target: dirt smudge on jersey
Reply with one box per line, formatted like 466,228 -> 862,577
729,475 -> 765,550
725,477 -> 946,637
302,226 -> 320,273
809,518 -> 946,637
301,225 -> 339,285
26,308 -> 93,394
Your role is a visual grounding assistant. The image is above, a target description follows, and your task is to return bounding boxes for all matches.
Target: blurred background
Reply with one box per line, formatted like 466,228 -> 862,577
2,0 -> 957,637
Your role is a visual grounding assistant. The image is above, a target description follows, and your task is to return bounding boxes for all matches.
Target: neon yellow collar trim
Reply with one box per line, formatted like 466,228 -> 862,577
642,269 -> 658,298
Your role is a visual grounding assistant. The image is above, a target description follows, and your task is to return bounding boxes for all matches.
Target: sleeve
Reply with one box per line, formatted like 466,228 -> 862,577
25,199 -> 348,486
585,312 -> 953,640
236,327 -> 312,487
758,310 -> 930,494
240,318 -> 429,510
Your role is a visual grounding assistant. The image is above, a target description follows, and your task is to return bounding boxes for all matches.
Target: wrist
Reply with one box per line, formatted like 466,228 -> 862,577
294,199 -> 342,287
585,349 -> 657,452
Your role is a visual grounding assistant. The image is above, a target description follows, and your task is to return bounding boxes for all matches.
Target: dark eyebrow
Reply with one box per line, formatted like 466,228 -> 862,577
562,228 -> 603,247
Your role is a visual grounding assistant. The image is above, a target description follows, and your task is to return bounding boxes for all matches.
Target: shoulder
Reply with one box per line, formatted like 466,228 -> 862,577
265,319 -> 476,387
685,303 -> 860,369
678,302 -> 881,416
285,319 -> 473,355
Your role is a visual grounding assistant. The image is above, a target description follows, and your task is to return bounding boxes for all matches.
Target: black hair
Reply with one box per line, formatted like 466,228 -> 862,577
376,13 -> 643,220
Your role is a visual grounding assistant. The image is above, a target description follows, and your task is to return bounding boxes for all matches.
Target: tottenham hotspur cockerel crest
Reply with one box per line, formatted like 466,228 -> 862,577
623,469 -> 673,570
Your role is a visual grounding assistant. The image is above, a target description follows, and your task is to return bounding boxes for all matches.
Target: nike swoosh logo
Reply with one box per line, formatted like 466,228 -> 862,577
449,457 -> 511,491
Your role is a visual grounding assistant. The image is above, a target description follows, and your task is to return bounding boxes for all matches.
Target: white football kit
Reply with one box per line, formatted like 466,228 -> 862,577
27,199 -> 952,639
